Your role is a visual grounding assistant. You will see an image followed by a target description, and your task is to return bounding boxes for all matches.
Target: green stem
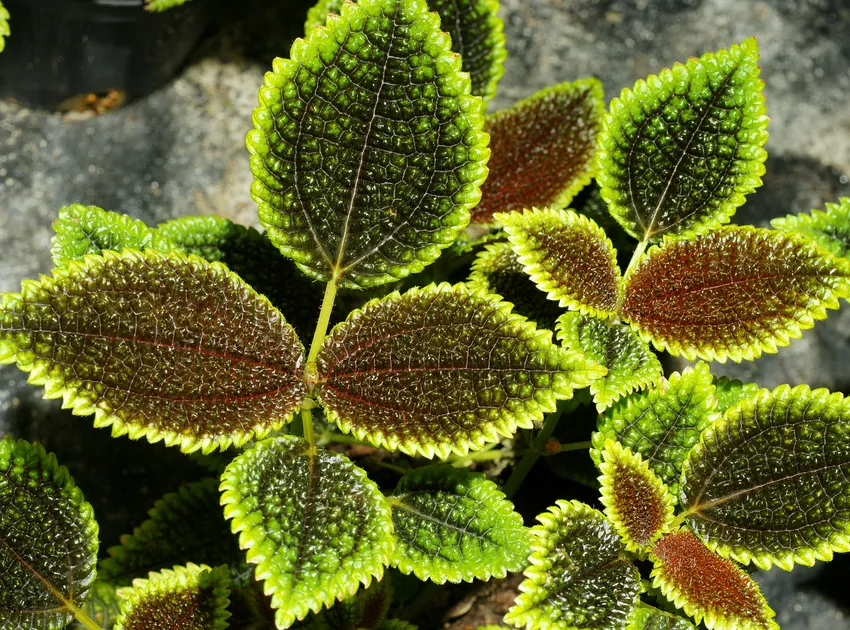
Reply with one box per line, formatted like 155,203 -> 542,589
73,608 -> 103,630
319,431 -> 368,446
301,407 -> 314,447
558,439 -> 592,452
300,278 -> 339,446
449,447 -> 505,466
502,401 -> 567,499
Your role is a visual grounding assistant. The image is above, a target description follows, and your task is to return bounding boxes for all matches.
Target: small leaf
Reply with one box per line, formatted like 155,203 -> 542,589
0,437 -> 99,630
497,208 -> 622,319
771,197 -> 850,259
622,226 -> 850,362
249,0 -> 489,289
471,79 -> 605,223
316,283 -> 603,458
597,38 -> 768,241
627,604 -> 696,630
0,2 -> 9,53
505,500 -> 640,630
592,362 -> 718,502
680,384 -> 850,571
388,464 -> 529,583
70,581 -> 123,630
114,563 -> 231,630
221,437 -> 394,629
598,441 -> 675,553
0,249 -> 307,453
712,376 -> 759,414
650,530 -> 776,630
144,0 -> 191,11
557,312 -> 662,411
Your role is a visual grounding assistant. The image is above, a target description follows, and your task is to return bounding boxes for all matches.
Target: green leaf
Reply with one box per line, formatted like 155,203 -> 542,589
300,576 -> 392,630
70,581 -> 123,630
680,384 -> 850,571
650,530 -> 776,630
597,38 -> 768,241
504,500 -> 640,630
388,464 -> 529,583
471,79 -> 605,224
771,197 -> 850,259
0,2 -> 9,53
51,204 -> 177,267
249,0 -> 489,289
0,249 -> 307,453
144,0 -> 191,11
712,376 -> 759,414
315,283 -> 603,458
557,312 -> 662,412
497,208 -> 622,319
0,437 -> 99,630
377,620 -> 417,630
622,226 -> 850,362
592,362 -> 718,502
114,563 -> 231,630
220,437 -> 394,629
627,605 -> 696,630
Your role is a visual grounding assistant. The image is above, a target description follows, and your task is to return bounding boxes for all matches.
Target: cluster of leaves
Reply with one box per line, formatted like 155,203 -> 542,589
3,0 -> 850,628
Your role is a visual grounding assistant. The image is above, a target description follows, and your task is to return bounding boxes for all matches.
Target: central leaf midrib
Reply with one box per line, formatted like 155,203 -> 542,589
394,494 -> 500,546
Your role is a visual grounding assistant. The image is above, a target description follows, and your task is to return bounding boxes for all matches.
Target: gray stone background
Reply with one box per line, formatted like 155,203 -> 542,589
1,0 -> 849,627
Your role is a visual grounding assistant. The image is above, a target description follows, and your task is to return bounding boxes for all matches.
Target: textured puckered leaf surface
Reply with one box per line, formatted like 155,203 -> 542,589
557,312 -> 661,412
593,362 -> 718,502
114,563 -> 231,630
0,438 -> 99,630
498,208 -> 622,319
300,576 -> 392,630
681,385 -> 850,571
70,581 -> 122,630
388,464 -> 529,583
249,0 -> 489,289
650,530 -> 776,630
627,605 -> 696,630
772,197 -> 850,259
505,500 -> 640,630
622,227 -> 850,362
316,283 -> 602,458
713,376 -> 759,414
599,441 -> 674,553
472,80 -> 605,223
0,249 -> 307,453
597,38 -> 768,241
221,437 -> 394,629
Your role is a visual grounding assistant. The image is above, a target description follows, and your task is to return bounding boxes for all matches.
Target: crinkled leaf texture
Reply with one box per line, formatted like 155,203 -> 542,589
622,227 -> 850,362
650,530 -> 776,630
713,376 -> 759,414
221,437 -> 394,629
114,563 -> 231,630
597,38 -> 768,241
388,464 -> 529,583
315,283 -> 603,458
772,197 -> 850,259
298,575 -> 392,630
249,0 -> 489,289
472,79 -> 605,223
557,312 -> 661,412
0,249 -> 307,453
0,438 -> 99,630
681,384 -> 850,571
627,605 -> 695,630
505,500 -> 640,630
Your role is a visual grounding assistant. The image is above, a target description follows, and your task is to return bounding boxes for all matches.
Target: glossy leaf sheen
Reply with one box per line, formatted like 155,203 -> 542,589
622,227 -> 850,362
627,605 -> 696,630
221,437 -> 394,629
681,385 -> 850,571
316,283 -> 602,458
472,80 -> 605,223
771,197 -> 850,260
249,0 -> 489,288
597,38 -> 768,241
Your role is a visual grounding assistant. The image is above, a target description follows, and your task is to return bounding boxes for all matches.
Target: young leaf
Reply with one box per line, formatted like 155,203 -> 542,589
592,362 -> 718,502
0,249 -> 307,453
680,384 -> 850,571
505,500 -> 640,630
388,464 -> 529,583
712,376 -> 759,414
0,437 -> 99,630
315,283 -> 603,458
650,530 -> 776,630
248,0 -> 489,289
771,197 -> 850,259
497,208 -> 622,319
220,436 -> 394,629
622,227 -> 850,362
114,563 -> 231,630
471,79 -> 605,223
557,312 -> 662,411
598,441 -> 675,553
597,38 -> 768,241
627,604 -> 696,630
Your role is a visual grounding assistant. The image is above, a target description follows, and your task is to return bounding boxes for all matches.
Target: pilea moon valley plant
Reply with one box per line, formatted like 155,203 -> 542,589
2,0 -> 850,629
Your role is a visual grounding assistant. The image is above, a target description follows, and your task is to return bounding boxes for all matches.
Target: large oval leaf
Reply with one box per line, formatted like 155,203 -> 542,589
0,249 -> 307,453
622,227 -> 850,362
315,283 -> 603,458
597,38 -> 768,241
680,384 -> 850,571
0,438 -> 99,630
221,437 -> 394,629
249,0 -> 489,289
